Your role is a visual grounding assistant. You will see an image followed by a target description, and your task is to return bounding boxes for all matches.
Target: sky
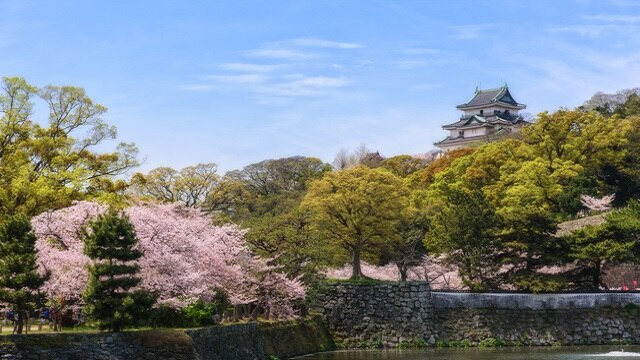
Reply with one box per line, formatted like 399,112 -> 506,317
1,0 -> 640,173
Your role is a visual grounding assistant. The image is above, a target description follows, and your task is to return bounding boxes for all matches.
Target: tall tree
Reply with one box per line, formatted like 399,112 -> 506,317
566,200 -> 640,289
82,211 -> 154,332
425,189 -> 502,291
206,156 -> 330,222
0,77 -> 138,217
0,215 -> 49,334
131,163 -> 219,207
245,208 -> 324,283
301,166 -> 408,279
380,207 -> 429,281
380,154 -> 431,178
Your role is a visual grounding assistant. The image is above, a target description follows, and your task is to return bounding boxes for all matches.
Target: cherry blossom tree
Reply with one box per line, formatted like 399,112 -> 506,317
580,194 -> 615,213
32,201 -> 305,320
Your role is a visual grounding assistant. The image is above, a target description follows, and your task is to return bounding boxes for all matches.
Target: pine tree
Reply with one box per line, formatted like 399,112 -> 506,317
82,210 -> 155,332
0,215 -> 49,334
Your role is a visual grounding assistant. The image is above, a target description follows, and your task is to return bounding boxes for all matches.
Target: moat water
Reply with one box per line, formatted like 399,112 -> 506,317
295,347 -> 640,359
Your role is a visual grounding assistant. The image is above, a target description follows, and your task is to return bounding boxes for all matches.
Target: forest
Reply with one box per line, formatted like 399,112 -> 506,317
1,76 -> 640,333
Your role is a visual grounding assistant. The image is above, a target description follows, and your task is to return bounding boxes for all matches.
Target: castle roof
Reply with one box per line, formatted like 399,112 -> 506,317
442,112 -> 527,129
456,85 -> 526,110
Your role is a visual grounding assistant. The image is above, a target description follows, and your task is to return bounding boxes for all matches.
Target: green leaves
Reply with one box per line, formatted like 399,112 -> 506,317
0,77 -> 139,218
0,215 -> 49,333
82,211 -> 154,332
301,166 -> 409,279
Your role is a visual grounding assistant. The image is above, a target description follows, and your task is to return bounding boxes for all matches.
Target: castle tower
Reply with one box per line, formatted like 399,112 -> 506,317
434,85 -> 528,152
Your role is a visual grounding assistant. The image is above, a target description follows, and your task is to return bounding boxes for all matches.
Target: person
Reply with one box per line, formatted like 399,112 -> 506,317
40,309 -> 51,324
6,310 -> 14,323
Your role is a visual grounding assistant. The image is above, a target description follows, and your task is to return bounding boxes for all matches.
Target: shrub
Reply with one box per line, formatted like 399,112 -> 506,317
478,337 -> 505,348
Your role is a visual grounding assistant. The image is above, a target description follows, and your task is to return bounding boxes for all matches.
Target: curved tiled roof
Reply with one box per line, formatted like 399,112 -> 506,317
456,85 -> 525,110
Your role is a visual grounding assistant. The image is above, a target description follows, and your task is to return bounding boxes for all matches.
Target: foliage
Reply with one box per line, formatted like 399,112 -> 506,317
412,147 -> 475,188
565,201 -> 640,289
0,215 -> 49,334
301,166 -> 409,279
478,337 -> 506,348
379,207 -> 430,281
380,154 -> 431,178
82,210 -> 155,332
131,163 -> 219,207
33,201 -> 305,319
581,87 -> 640,117
497,205 -> 567,292
244,208 -> 327,284
181,300 -> 217,327
425,189 -> 502,291
205,156 -> 330,223
0,77 -> 138,217
421,106 -> 640,290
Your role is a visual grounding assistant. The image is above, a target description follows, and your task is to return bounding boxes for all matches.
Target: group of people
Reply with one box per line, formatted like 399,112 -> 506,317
1,309 -> 51,325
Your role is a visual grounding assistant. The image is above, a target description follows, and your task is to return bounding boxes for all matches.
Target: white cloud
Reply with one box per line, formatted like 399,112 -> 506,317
396,60 -> 428,69
220,63 -> 282,73
246,48 -> 315,60
549,24 -> 640,38
448,24 -> 494,40
207,74 -> 270,84
257,75 -> 351,98
179,84 -> 214,91
404,48 -> 441,55
290,37 -> 363,49
285,74 -> 350,87
550,24 -> 620,37
583,14 -> 640,23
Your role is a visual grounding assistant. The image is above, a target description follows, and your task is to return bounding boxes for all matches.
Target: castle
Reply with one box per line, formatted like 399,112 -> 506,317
434,85 -> 528,152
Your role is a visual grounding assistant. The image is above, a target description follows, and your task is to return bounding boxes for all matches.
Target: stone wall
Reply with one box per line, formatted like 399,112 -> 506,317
432,292 -> 640,309
437,307 -> 640,346
0,316 -> 334,359
315,282 -> 640,348
0,331 -> 196,360
314,282 -> 436,347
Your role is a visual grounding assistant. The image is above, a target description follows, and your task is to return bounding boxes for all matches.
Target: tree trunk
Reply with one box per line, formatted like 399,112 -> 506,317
351,247 -> 363,279
399,265 -> 408,282
594,261 -> 602,290
16,312 -> 23,334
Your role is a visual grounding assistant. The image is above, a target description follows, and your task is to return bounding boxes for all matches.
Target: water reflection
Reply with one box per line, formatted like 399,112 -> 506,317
295,346 -> 640,360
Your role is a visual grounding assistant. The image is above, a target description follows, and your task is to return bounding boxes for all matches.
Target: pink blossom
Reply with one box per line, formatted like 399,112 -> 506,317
580,194 -> 615,212
32,201 -> 305,318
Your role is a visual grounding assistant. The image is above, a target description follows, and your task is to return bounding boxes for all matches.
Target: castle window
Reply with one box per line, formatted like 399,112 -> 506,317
479,110 -> 484,115
459,131 -> 465,138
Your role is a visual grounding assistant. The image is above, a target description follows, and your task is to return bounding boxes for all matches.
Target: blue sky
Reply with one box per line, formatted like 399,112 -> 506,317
1,0 -> 639,173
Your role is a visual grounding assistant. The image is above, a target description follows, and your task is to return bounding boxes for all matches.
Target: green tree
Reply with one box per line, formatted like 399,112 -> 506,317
0,215 -> 49,334
245,208 -> 326,283
380,155 -> 430,178
498,207 -> 567,292
0,77 -> 138,217
425,189 -> 502,291
82,211 -> 155,332
523,110 -> 628,179
206,156 -> 330,223
380,206 -> 429,281
301,167 -> 409,279
131,163 -> 219,207
566,201 -> 640,289
614,93 -> 640,118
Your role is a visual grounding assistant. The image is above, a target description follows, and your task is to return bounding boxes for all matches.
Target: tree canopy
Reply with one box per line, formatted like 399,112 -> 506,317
0,77 -> 138,218
301,166 -> 409,279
